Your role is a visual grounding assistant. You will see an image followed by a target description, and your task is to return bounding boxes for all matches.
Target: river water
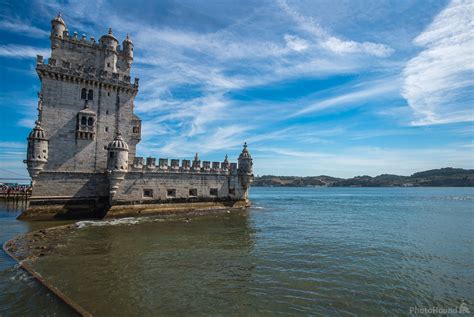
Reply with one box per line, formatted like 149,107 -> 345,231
1,187 -> 473,316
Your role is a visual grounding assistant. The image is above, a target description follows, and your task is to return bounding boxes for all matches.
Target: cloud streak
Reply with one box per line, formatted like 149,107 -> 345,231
402,0 -> 474,126
277,0 -> 394,57
0,19 -> 49,38
0,44 -> 49,59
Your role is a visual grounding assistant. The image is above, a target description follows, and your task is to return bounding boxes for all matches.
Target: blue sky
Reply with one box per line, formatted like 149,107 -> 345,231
0,0 -> 473,179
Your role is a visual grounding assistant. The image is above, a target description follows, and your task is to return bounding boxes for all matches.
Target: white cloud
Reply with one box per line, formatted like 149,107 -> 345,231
291,77 -> 400,117
0,44 -> 49,59
402,0 -> 474,126
254,145 -> 474,177
277,0 -> 393,57
17,118 -> 36,129
284,34 -> 309,52
0,141 -> 26,149
321,36 -> 393,57
0,142 -> 29,180
0,19 -> 49,38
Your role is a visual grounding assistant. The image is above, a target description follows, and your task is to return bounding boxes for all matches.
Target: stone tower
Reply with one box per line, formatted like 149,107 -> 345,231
27,13 -> 141,182
21,14 -> 254,220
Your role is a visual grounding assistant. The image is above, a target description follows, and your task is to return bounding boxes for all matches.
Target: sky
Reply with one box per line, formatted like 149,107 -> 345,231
0,0 -> 473,179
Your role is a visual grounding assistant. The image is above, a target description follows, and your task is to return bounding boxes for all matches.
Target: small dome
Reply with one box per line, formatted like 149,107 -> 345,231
108,132 -> 129,150
123,33 -> 133,44
101,27 -> 118,43
52,13 -> 66,26
239,142 -> 251,159
28,121 -> 47,140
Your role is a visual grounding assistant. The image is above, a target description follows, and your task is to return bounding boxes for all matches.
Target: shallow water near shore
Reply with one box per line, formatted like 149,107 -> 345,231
1,187 -> 474,315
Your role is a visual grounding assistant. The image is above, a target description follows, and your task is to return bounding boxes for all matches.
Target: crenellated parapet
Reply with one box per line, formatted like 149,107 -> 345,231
45,13 -> 138,93
36,55 -> 138,93
129,153 -> 236,175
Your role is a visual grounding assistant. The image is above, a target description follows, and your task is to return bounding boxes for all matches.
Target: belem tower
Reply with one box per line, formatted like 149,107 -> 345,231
21,14 -> 253,219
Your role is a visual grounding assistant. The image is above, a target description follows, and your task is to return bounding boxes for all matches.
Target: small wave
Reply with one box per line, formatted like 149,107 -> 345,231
76,217 -> 145,229
252,206 -> 265,210
9,269 -> 33,282
431,195 -> 474,201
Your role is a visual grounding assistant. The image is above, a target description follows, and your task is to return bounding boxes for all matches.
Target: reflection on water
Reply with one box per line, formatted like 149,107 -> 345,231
1,187 -> 474,316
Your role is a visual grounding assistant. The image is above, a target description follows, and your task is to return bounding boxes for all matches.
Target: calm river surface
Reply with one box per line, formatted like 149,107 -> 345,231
1,187 -> 473,316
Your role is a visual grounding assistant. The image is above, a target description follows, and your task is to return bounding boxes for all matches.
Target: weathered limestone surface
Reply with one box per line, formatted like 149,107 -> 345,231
22,14 -> 253,220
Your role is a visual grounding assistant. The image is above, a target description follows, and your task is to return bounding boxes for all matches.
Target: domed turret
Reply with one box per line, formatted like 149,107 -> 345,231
238,142 -> 253,189
107,132 -> 129,172
26,121 -> 48,178
106,132 -> 129,202
100,27 -> 119,51
122,34 -> 134,67
51,13 -> 66,38
51,13 -> 67,48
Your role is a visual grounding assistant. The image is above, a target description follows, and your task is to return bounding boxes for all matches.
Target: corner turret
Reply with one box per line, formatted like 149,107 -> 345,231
25,121 -> 48,179
238,142 -> 253,190
107,132 -> 129,201
107,132 -> 129,171
100,28 -> 118,51
122,34 -> 134,70
51,13 -> 67,48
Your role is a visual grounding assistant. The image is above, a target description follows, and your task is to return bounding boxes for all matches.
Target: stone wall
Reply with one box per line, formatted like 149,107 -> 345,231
113,172 -> 246,203
39,72 -> 138,173
32,172 -> 109,198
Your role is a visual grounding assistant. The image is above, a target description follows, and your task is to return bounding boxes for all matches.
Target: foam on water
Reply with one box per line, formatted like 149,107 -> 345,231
76,217 -> 150,229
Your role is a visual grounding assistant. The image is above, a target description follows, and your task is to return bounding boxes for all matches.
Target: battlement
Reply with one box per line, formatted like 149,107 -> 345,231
36,55 -> 138,91
131,156 -> 235,174
51,29 -> 130,53
49,14 -> 135,83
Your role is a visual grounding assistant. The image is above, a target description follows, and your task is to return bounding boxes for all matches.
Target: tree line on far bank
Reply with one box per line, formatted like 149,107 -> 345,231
252,168 -> 474,187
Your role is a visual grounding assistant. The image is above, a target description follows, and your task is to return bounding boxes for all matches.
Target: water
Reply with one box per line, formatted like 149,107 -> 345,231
0,200 -> 75,316
1,188 -> 473,316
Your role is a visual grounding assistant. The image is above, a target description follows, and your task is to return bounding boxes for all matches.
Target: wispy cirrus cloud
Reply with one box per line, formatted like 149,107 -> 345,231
402,0 -> 474,126
1,0 -> 472,178
0,44 -> 49,59
0,18 -> 49,38
290,77 -> 401,117
277,0 -> 394,57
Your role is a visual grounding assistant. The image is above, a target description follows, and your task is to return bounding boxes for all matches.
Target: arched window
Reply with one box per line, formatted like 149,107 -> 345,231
87,89 -> 93,100
81,117 -> 87,125
81,88 -> 87,99
87,117 -> 94,126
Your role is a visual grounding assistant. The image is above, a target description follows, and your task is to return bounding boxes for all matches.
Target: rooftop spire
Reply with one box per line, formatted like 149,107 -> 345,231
52,12 -> 66,26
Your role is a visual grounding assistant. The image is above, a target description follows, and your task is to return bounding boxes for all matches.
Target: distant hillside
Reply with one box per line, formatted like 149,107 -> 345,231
253,168 -> 474,187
